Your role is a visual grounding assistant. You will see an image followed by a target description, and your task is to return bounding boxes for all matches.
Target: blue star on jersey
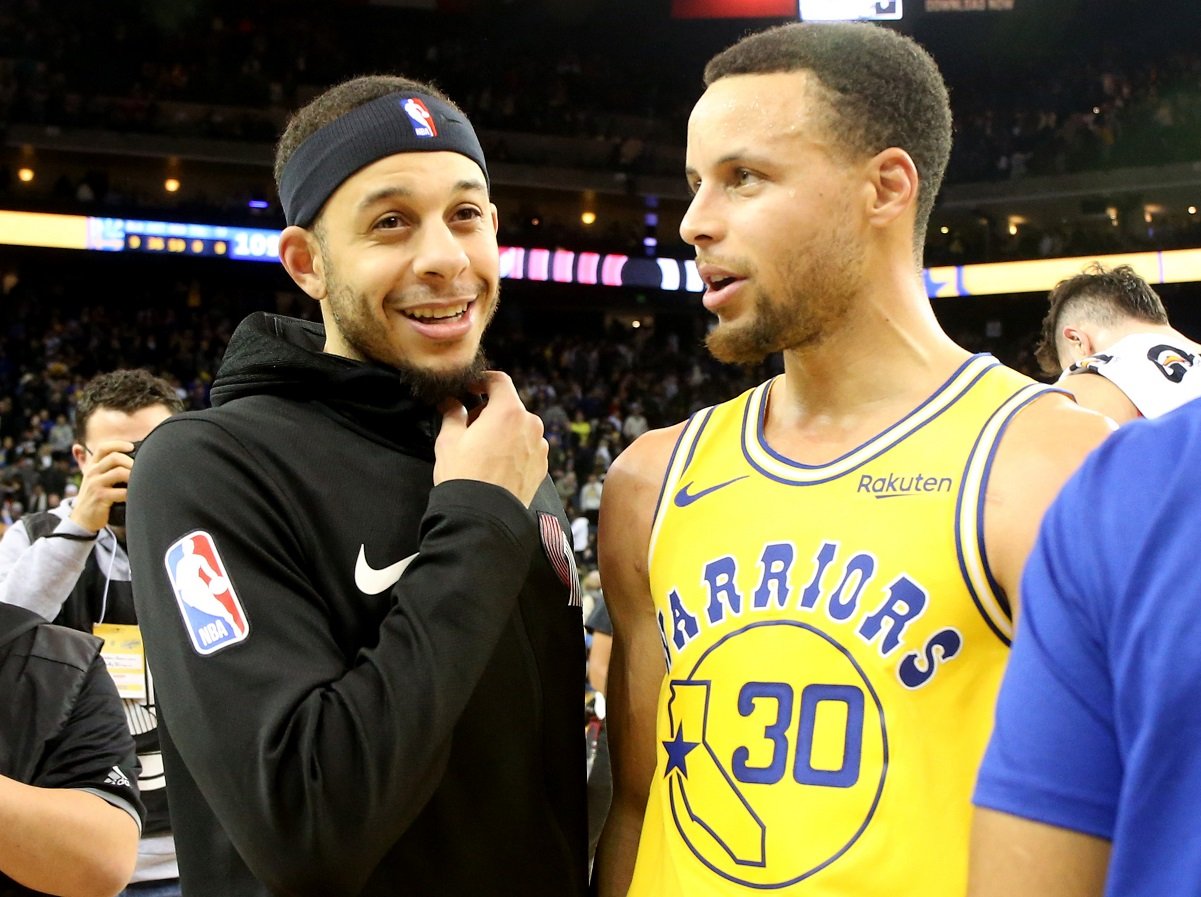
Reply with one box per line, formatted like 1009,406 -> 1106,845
663,725 -> 699,776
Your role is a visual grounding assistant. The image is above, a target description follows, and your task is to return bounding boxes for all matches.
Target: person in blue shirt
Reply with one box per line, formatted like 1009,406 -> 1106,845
970,395 -> 1201,897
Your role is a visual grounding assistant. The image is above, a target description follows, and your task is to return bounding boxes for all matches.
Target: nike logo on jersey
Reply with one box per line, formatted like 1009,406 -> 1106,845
354,548 -> 417,595
673,476 -> 748,508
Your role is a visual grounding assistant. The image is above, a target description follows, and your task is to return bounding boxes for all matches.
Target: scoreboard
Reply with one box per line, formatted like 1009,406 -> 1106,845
88,217 -> 280,262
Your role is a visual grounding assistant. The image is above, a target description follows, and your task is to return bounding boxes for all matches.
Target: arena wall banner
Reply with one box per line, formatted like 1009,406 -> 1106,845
1,209 -> 1199,299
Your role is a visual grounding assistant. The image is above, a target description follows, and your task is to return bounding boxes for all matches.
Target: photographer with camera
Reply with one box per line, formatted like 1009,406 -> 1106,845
0,369 -> 183,897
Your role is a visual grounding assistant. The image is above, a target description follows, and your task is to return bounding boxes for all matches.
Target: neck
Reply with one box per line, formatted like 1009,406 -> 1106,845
765,268 -> 971,462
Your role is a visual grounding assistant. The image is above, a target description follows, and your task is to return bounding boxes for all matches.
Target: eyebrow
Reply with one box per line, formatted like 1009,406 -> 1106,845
684,151 -> 767,183
356,178 -> 487,212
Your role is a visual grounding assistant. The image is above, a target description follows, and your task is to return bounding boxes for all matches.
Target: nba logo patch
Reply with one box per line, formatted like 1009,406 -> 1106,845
163,530 -> 249,655
401,97 -> 438,138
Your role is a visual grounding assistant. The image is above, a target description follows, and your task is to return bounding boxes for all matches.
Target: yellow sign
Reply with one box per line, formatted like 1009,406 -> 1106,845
93,623 -> 147,702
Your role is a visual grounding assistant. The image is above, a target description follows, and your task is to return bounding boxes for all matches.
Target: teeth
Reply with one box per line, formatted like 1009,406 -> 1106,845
405,303 -> 469,320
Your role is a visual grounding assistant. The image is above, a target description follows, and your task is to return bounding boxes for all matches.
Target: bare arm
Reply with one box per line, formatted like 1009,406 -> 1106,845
983,394 -> 1114,610
594,426 -> 680,897
1059,373 -> 1140,425
969,807 -> 1111,897
0,776 -> 139,897
589,631 -> 613,696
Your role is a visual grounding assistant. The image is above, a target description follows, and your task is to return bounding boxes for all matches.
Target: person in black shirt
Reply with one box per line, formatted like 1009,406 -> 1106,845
0,370 -> 183,892
0,602 -> 143,897
127,75 -> 587,897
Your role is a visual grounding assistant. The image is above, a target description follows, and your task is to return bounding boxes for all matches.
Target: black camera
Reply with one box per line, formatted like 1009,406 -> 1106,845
107,439 -> 144,528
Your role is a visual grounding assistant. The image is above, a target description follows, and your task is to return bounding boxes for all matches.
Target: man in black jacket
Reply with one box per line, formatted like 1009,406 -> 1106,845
126,75 -> 588,896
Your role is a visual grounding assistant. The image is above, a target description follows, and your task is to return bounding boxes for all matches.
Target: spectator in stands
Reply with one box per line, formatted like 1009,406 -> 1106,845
555,466 -> 580,507
578,471 -> 603,525
621,402 -> 648,443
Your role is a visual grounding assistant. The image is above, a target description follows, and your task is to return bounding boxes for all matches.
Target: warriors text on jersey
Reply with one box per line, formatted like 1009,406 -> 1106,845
631,355 -> 1053,896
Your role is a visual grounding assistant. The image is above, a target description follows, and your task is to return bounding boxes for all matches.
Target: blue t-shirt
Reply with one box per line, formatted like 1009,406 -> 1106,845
975,396 -> 1201,896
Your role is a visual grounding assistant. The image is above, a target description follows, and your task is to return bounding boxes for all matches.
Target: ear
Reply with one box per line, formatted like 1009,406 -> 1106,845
279,225 -> 328,300
71,443 -> 87,469
865,147 -> 918,229
1061,325 -> 1094,359
489,202 -> 500,236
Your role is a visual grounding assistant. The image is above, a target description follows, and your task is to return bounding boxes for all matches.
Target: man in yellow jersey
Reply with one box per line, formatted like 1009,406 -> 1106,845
594,22 -> 1113,897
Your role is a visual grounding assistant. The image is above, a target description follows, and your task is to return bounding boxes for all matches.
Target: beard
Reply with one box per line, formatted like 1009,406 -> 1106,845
705,220 -> 864,366
390,349 -> 491,406
322,256 -> 499,406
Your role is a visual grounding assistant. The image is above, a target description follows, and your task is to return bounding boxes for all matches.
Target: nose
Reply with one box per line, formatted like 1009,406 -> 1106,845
413,220 -> 470,282
679,186 -> 722,248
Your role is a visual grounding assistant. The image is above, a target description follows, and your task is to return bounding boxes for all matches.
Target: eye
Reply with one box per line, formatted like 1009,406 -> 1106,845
452,205 -> 484,223
734,167 -> 759,186
374,213 -> 407,230
686,176 -> 702,196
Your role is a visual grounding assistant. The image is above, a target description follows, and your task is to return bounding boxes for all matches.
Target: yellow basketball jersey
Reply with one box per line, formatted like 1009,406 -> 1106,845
631,355 -> 1053,896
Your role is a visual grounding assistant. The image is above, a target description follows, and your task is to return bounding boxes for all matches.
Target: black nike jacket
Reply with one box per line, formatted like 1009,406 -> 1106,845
127,312 -> 587,897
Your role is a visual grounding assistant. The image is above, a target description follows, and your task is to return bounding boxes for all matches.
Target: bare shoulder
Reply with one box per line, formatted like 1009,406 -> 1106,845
997,390 -> 1116,474
599,422 -> 687,616
983,391 -> 1115,602
605,422 -> 687,495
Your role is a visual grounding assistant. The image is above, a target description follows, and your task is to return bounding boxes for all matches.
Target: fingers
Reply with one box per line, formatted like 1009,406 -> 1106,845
81,442 -> 136,479
84,440 -> 138,461
438,397 -> 469,434
468,370 -> 520,404
69,441 -> 140,532
432,372 -> 548,506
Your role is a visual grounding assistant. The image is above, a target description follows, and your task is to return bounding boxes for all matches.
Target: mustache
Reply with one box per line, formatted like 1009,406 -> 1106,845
387,282 -> 492,304
694,255 -> 752,276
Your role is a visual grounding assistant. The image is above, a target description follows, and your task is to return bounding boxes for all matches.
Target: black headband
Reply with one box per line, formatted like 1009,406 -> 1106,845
279,92 -> 489,228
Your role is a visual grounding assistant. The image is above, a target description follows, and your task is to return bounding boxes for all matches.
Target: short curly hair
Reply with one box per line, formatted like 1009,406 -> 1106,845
703,22 -> 952,257
1034,263 -> 1168,375
74,369 -> 184,444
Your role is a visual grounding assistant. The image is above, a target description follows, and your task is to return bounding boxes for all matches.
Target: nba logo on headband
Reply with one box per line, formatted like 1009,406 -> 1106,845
402,97 -> 438,138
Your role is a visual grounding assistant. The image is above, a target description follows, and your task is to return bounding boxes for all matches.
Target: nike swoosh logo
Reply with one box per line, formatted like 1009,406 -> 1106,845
354,547 -> 418,595
673,476 -> 749,508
